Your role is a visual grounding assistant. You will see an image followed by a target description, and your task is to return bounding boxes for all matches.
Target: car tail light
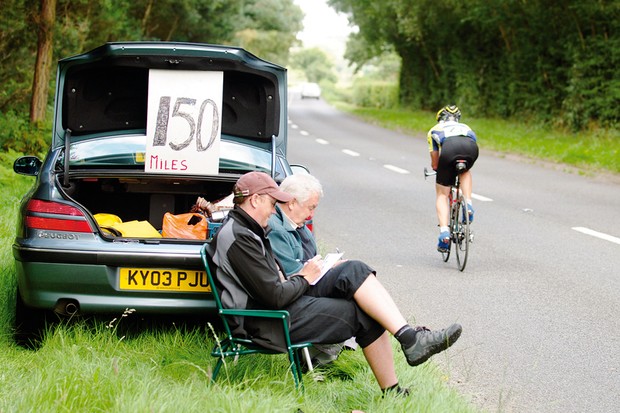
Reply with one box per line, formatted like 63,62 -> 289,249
25,199 -> 94,233
305,216 -> 313,233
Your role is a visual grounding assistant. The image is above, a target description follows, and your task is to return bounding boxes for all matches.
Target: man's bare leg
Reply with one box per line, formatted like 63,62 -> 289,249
459,170 -> 473,203
353,275 -> 407,334
362,331 -> 398,389
435,183 -> 451,227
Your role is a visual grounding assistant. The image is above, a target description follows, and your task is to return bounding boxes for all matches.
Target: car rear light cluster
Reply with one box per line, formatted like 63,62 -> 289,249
25,199 -> 94,233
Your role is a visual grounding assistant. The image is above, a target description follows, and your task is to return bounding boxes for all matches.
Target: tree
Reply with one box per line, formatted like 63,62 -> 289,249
1,0 -> 305,147
30,0 -> 56,125
233,0 -> 303,65
289,48 -> 337,84
134,0 -> 244,43
0,0 -> 39,114
329,0 -> 620,129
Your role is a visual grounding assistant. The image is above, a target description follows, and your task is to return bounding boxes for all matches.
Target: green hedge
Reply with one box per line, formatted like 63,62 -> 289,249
351,80 -> 399,109
0,111 -> 50,154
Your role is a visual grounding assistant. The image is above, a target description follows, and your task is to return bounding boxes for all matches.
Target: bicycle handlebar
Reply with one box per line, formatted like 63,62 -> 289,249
424,167 -> 437,179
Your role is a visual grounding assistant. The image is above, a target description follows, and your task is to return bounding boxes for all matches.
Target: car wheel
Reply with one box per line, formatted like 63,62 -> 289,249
14,288 -> 52,349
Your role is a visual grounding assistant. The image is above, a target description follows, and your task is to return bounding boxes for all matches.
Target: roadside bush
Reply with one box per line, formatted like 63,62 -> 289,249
351,80 -> 399,109
0,111 -> 50,155
562,36 -> 620,131
321,80 -> 352,103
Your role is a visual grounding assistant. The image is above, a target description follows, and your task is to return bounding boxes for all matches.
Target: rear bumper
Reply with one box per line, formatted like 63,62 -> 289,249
14,246 -> 215,315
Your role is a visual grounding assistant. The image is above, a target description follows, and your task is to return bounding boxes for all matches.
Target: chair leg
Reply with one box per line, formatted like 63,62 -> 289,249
288,349 -> 302,390
302,347 -> 313,372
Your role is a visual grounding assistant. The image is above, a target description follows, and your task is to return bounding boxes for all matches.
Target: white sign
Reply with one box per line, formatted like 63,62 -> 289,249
145,69 -> 223,175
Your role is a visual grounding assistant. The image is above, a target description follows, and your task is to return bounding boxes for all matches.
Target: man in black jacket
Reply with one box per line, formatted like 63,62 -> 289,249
208,171 -> 462,395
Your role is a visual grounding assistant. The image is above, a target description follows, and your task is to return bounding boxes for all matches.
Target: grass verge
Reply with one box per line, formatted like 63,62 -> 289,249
0,152 -> 480,412
334,103 -> 620,176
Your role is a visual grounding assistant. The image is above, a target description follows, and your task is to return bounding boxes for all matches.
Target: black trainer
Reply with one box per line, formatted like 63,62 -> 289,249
402,324 -> 462,366
382,384 -> 410,398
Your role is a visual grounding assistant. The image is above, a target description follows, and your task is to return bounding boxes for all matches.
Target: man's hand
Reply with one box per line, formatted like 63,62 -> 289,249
298,255 -> 323,284
193,196 -> 214,217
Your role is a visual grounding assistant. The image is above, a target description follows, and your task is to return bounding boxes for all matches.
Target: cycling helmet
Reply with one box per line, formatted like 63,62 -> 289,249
436,105 -> 461,122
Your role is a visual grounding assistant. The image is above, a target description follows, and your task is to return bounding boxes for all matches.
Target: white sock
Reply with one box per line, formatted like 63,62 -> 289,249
440,226 -> 449,233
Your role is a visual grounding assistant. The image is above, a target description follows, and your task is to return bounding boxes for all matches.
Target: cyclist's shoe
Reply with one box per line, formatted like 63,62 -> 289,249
402,324 -> 462,367
437,231 -> 450,253
462,204 -> 474,223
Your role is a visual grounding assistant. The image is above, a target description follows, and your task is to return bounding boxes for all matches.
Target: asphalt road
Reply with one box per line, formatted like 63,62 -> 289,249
285,96 -> 620,413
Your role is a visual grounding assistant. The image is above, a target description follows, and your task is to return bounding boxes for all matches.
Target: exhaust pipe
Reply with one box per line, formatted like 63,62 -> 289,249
54,299 -> 80,317
65,302 -> 78,316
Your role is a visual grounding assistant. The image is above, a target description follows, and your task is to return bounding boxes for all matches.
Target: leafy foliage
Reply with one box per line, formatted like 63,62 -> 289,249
330,0 -> 620,131
290,48 -> 338,84
0,0 -> 303,152
351,79 -> 399,109
0,111 -> 50,154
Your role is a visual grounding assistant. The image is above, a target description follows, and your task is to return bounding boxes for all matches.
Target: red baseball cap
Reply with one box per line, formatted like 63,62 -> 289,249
234,172 -> 294,202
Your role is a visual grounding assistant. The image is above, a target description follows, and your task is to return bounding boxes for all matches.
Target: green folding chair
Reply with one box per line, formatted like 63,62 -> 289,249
200,244 -> 313,390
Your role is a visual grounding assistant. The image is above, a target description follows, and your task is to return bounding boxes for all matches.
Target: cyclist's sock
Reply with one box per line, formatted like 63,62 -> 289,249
440,226 -> 449,234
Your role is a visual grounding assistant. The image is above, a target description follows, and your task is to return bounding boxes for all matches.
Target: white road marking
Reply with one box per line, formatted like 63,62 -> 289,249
313,142 -> 494,202
342,149 -> 360,157
291,124 -> 298,129
383,164 -> 410,174
572,227 -> 620,245
300,130 -> 309,136
472,193 -> 493,202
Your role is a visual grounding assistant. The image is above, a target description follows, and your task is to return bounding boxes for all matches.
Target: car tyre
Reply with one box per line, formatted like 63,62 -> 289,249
14,288 -> 52,349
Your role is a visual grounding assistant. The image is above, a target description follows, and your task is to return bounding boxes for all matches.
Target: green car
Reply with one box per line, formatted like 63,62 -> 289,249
13,42 -> 299,339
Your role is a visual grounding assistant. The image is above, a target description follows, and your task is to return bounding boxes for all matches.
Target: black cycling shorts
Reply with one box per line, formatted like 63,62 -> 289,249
436,136 -> 479,186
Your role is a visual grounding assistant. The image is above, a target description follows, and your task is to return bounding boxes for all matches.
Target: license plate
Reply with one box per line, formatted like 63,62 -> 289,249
119,268 -> 211,292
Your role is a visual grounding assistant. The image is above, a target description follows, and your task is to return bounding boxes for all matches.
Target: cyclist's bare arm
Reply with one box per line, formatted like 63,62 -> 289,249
430,150 -> 439,171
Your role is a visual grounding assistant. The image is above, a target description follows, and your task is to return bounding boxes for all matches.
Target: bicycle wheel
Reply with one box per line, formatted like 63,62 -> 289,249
454,196 -> 470,271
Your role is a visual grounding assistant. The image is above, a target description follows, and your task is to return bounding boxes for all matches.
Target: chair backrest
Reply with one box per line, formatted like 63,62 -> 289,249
200,243 -> 234,338
200,242 -> 312,386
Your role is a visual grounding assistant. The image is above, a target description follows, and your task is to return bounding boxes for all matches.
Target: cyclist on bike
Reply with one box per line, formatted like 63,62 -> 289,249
427,105 -> 479,253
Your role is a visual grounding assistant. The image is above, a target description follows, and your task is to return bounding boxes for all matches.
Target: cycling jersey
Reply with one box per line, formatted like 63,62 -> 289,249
427,120 -> 477,152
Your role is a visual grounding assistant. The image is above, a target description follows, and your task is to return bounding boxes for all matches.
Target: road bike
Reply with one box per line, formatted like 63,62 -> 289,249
424,161 -> 472,271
